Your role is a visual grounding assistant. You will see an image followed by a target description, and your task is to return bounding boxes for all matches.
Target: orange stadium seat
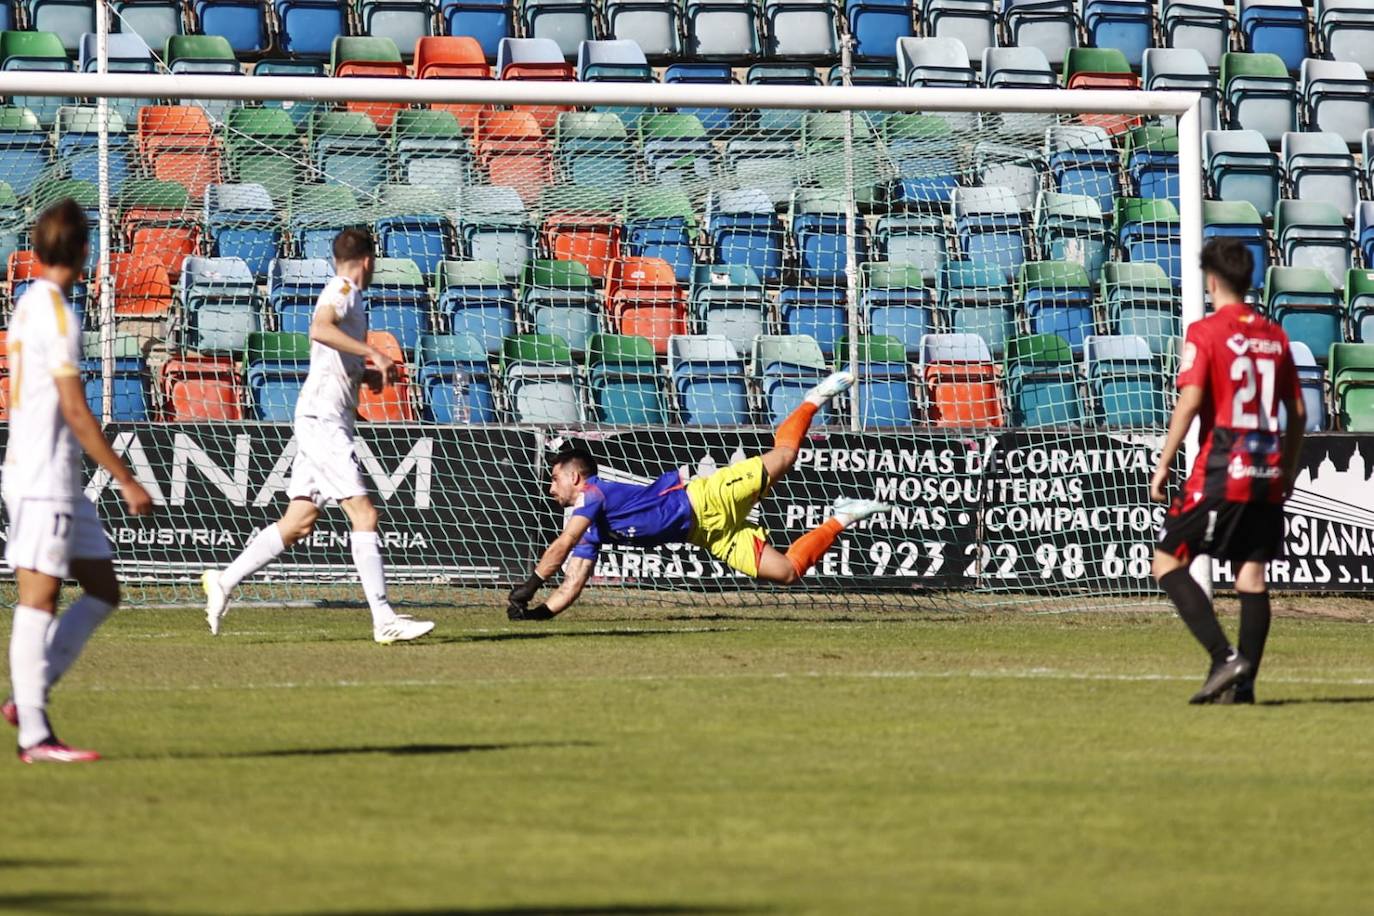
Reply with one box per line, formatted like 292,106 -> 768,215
358,330 -> 415,422
101,253 -> 174,318
605,256 -> 687,354
474,110 -> 551,206
415,36 -> 492,134
136,105 -> 222,198
160,355 -> 243,421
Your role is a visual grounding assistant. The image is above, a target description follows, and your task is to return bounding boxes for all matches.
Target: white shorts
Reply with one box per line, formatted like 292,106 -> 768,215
4,494 -> 113,579
286,416 -> 368,508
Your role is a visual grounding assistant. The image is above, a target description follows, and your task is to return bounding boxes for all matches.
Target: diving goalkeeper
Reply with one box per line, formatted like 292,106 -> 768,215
507,371 -> 890,619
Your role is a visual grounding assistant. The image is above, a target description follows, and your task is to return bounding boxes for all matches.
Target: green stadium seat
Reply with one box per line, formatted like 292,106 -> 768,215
1329,342 -> 1374,431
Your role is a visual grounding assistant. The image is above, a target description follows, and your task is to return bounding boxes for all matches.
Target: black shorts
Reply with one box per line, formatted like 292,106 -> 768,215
1156,497 -> 1286,565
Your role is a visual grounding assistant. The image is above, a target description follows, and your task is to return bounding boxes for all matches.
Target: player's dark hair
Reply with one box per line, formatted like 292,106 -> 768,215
551,447 -> 598,478
32,198 -> 88,270
1200,237 -> 1254,300
332,226 -> 374,263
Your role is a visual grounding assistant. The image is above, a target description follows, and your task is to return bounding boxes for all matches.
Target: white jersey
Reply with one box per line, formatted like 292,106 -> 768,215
3,278 -> 83,502
295,275 -> 367,430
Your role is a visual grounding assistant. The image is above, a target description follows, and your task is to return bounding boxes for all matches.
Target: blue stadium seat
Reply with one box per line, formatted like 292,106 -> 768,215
246,333 -> 310,421
374,202 -> 456,281
1115,198 -> 1181,288
624,187 -> 697,284
862,263 -> 936,357
205,183 -> 280,280
79,32 -> 154,123
56,107 -> 132,196
1239,0 -> 1309,72
1046,125 -> 1120,217
0,106 -> 51,198
521,259 -> 600,355
83,357 -> 147,421
275,0 -> 349,57
367,258 -> 433,353
267,257 -> 331,335
310,111 -> 386,189
1122,125 -> 1179,206
441,0 -> 511,61
791,189 -> 868,287
193,1 -> 269,55
843,334 -> 914,427
780,286 -> 846,359
501,333 -> 584,424
846,0 -> 913,61
434,259 -> 515,355
1019,261 -> 1096,353
879,112 -> 961,211
706,189 -> 784,285
1203,200 -> 1268,293
669,334 -> 749,425
952,185 -> 1028,282
1357,202 -> 1374,275
417,333 -> 497,423
289,185 -> 364,259
1083,0 -> 1154,68
1084,335 -> 1167,427
662,64 -> 735,135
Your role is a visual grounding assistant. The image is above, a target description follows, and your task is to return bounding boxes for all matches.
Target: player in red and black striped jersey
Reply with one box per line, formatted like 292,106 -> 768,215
1150,238 -> 1306,705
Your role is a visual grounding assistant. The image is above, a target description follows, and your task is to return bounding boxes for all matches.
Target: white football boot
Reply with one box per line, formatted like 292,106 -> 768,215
202,570 -> 229,636
374,615 -> 436,645
803,370 -> 856,406
832,498 -> 892,526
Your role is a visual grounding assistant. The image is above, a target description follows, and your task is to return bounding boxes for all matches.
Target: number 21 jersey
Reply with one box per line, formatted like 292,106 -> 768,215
1175,302 -> 1300,505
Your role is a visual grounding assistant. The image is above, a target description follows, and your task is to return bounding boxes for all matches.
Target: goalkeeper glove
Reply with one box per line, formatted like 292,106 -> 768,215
508,572 -> 546,607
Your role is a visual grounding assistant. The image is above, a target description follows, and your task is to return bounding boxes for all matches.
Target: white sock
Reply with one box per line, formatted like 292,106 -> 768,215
45,594 -> 115,691
10,605 -> 53,748
832,509 -> 857,527
221,524 -> 286,591
350,531 -> 396,626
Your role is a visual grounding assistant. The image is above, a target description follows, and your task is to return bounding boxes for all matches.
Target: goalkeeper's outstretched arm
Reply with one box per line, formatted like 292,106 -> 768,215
508,514 -> 592,617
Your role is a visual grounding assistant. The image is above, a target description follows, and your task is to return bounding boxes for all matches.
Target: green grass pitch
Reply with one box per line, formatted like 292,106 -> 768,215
2,600 -> 1373,915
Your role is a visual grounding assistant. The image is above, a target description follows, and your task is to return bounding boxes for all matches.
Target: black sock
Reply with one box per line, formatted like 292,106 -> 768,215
1160,567 -> 1231,665
1238,591 -> 1271,678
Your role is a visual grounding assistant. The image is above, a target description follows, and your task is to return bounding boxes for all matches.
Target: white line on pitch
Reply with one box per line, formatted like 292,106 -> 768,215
67,668 -> 1374,694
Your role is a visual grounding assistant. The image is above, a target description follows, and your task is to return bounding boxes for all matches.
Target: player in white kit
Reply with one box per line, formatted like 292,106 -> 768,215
201,229 -> 434,643
2,199 -> 153,763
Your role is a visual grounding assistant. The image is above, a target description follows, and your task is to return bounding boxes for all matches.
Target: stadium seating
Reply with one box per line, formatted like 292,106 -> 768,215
1084,335 -> 1167,427
245,331 -> 311,421
587,332 -> 666,424
501,332 -> 584,424
691,264 -> 768,357
919,333 -> 1003,428
160,354 -> 243,421
1264,265 -> 1344,363
1330,343 -> 1374,431
1005,333 -> 1081,427
862,263 -> 934,358
416,332 -> 496,423
1222,52 -> 1298,142
754,334 -> 831,426
358,329 -> 415,422
1320,1 -> 1374,72
1204,129 -> 1280,219
1274,199 -> 1354,292
1284,340 -> 1327,432
668,334 -> 748,425
1347,268 -> 1374,344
